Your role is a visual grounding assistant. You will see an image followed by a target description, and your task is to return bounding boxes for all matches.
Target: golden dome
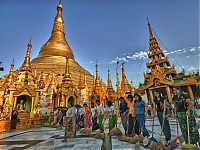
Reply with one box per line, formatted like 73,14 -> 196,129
32,1 -> 74,61
31,2 -> 94,89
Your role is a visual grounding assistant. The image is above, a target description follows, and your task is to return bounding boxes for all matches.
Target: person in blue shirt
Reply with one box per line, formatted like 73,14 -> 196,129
134,93 -> 150,142
119,96 -> 128,133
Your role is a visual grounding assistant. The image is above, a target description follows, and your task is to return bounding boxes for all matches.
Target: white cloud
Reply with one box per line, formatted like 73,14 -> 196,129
86,46 -> 200,65
108,51 -> 148,64
164,46 -> 200,56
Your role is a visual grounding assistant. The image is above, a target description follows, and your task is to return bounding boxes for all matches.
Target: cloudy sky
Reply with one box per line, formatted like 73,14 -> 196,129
0,0 -> 199,88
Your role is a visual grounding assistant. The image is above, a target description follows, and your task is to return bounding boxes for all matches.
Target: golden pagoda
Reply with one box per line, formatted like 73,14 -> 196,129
0,1 -> 100,132
88,62 -> 107,106
136,20 -> 200,102
0,40 -> 40,132
121,63 -> 131,96
31,2 -> 94,88
54,57 -> 80,108
106,67 -> 115,102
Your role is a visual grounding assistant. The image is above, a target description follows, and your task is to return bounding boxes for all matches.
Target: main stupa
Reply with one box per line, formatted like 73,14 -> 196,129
31,2 -> 93,87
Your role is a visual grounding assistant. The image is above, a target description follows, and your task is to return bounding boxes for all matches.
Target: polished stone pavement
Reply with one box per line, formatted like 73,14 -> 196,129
0,117 -> 199,150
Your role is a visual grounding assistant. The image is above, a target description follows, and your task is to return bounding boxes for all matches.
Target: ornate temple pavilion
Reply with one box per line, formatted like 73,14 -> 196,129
136,21 -> 200,103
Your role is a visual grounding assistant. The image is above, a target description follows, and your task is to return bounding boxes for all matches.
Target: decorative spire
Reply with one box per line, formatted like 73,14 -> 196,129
121,63 -> 131,92
146,19 -> 171,71
21,37 -> 32,71
107,67 -> 113,88
116,66 -> 122,92
55,0 -> 64,23
6,59 -> 15,83
36,1 -> 74,59
62,57 -> 72,86
147,18 -> 154,38
121,63 -> 129,85
95,61 -> 101,87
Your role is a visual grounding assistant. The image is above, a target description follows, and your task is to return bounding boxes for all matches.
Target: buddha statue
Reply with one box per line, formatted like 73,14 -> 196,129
16,100 -> 26,112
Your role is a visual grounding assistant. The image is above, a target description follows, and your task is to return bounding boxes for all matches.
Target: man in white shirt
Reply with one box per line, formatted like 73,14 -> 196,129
96,99 -> 104,132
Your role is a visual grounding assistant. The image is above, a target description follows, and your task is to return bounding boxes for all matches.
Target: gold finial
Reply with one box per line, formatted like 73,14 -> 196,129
55,0 -> 63,23
147,18 -> 154,37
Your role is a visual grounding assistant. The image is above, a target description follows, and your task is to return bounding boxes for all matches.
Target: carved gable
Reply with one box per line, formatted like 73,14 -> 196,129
13,84 -> 36,96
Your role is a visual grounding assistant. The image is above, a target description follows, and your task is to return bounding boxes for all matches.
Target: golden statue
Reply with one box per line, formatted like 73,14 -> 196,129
16,100 -> 26,112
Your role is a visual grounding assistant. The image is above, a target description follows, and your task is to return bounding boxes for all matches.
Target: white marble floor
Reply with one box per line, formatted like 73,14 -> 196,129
0,117 -> 199,150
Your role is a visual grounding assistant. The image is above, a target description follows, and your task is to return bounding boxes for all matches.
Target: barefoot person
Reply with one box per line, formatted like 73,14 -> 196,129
96,99 -> 104,132
63,102 -> 76,142
119,96 -> 128,133
172,86 -> 199,146
127,95 -> 139,136
105,100 -> 117,131
10,110 -> 18,131
83,103 -> 92,128
153,90 -> 171,146
134,93 -> 150,142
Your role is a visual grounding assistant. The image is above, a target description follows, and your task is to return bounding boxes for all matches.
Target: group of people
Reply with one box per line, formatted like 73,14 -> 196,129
153,87 -> 200,146
53,86 -> 199,147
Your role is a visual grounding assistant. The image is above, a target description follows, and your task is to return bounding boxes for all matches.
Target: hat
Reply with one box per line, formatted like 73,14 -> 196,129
127,94 -> 133,99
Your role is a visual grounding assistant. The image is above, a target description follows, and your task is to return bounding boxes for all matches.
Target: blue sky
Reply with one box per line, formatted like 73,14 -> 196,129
0,0 -> 199,88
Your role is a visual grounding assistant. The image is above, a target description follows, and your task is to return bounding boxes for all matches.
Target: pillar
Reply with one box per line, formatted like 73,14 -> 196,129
31,97 -> 34,112
13,97 -> 17,110
52,97 -> 54,112
187,85 -> 194,101
148,89 -> 154,103
166,86 -> 172,102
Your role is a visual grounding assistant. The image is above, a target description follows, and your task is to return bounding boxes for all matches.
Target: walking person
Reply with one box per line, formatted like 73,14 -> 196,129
134,93 -> 150,142
105,100 -> 117,131
83,103 -> 92,128
172,86 -> 199,146
96,99 -> 104,132
63,102 -> 76,142
76,104 -> 84,129
127,94 -> 139,136
91,102 -> 98,131
119,96 -> 128,133
10,110 -> 18,131
153,90 -> 171,146
62,107 -> 67,127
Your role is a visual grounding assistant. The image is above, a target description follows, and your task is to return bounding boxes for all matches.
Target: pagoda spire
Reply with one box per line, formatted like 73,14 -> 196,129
6,59 -> 15,84
121,63 -> 129,85
62,57 -> 72,86
107,67 -> 113,88
36,1 -> 74,59
21,38 -> 32,71
95,62 -> 101,87
146,19 -> 171,71
147,18 -> 154,38
107,67 -> 115,100
121,63 -> 131,93
116,67 -> 122,92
